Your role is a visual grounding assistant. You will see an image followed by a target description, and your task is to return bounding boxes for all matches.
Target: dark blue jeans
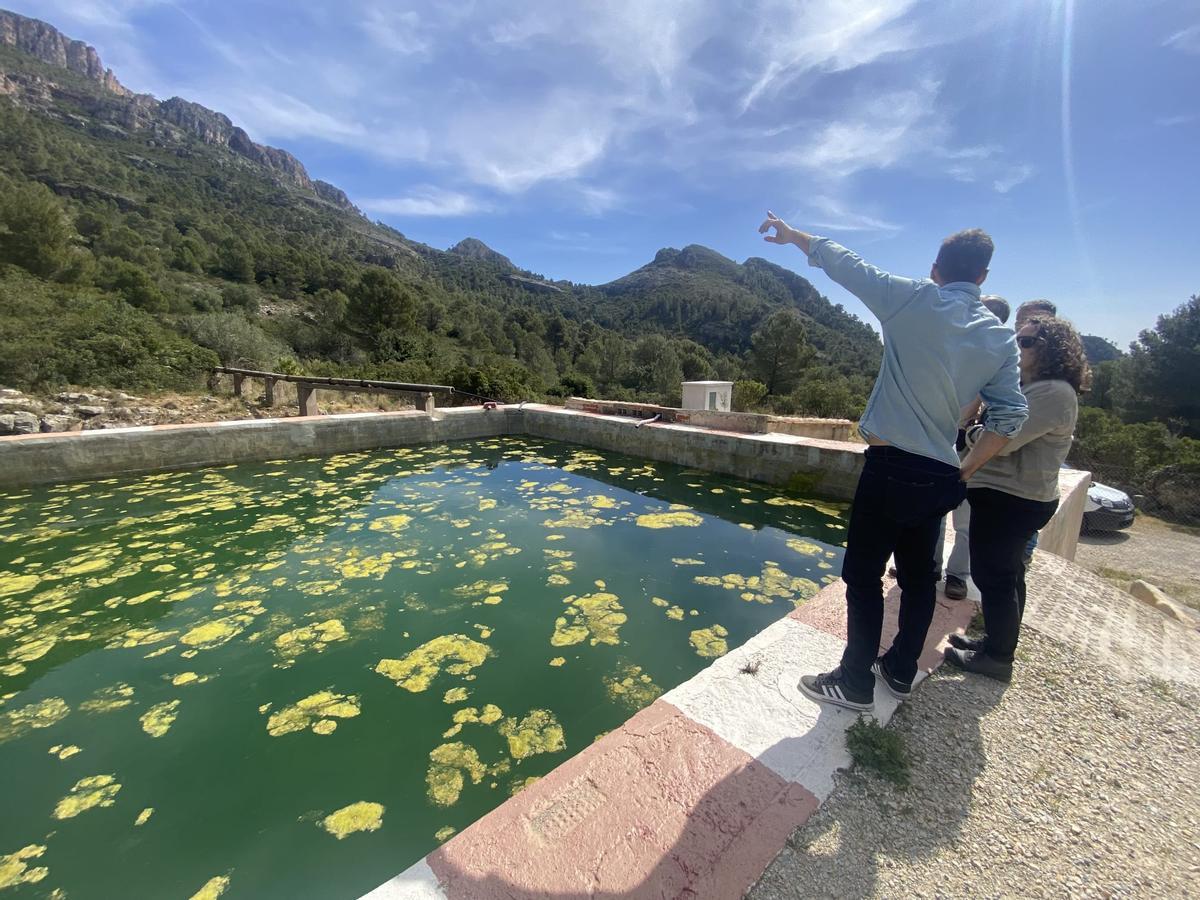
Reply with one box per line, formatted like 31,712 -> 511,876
839,446 -> 967,692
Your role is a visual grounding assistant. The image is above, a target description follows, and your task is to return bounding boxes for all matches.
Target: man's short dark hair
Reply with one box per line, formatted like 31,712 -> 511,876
981,295 -> 1010,323
1016,299 -> 1057,322
935,229 -> 993,284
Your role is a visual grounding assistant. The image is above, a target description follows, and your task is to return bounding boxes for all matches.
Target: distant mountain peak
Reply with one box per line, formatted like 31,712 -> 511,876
0,8 -> 360,214
0,8 -> 127,95
449,238 -> 514,269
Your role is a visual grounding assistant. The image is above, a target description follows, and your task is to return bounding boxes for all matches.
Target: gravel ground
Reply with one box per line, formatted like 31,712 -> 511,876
748,636 -> 1200,899
1075,517 -> 1200,611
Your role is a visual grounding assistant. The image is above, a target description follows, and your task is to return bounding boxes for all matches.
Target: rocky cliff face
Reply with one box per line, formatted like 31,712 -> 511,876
0,9 -> 127,95
0,8 -> 360,212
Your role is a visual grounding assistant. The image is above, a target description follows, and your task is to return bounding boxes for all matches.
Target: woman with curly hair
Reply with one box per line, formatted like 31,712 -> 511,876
946,315 -> 1089,681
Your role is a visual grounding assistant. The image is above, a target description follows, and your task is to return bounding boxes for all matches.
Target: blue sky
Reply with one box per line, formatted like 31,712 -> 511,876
12,0 -> 1200,345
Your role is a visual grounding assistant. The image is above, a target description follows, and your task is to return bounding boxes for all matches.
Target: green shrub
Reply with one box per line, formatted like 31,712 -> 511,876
177,311 -> 292,369
845,716 -> 910,788
0,267 -> 217,390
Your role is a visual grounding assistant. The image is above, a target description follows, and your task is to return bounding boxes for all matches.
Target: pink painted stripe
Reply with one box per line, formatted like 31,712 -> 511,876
790,581 -> 976,672
426,699 -> 819,900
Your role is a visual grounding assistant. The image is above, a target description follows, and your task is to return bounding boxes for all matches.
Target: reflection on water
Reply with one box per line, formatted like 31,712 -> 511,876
0,437 -> 846,899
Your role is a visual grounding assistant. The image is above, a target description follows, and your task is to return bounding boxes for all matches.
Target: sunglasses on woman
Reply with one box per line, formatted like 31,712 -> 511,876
1017,334 -> 1042,349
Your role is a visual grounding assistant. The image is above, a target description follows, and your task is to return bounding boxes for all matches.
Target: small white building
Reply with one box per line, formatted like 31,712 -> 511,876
681,380 -> 733,412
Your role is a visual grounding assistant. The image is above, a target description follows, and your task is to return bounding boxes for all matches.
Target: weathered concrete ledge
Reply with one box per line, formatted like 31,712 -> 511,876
564,396 -> 859,442
0,406 -> 518,488
525,404 -> 865,500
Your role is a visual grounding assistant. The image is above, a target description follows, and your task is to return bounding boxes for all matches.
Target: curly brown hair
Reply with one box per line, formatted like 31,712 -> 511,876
1024,316 -> 1089,393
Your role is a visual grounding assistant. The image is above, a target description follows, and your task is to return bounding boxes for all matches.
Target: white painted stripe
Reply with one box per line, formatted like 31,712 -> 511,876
358,858 -> 446,900
663,617 -> 914,800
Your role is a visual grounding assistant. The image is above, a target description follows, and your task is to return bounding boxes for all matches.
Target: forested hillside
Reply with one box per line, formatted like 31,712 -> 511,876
0,10 -> 880,414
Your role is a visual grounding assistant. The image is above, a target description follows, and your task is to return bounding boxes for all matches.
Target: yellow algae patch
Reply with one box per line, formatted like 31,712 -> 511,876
249,513 -> 298,533
369,513 -> 414,536
498,710 -> 565,760
140,700 -> 181,738
333,551 -> 396,580
169,672 -> 214,687
541,508 -> 609,530
188,875 -> 230,900
694,563 -> 820,606
296,579 -> 341,596
452,704 -> 504,727
671,558 -> 705,566
665,606 -> 685,621
0,573 -> 39,598
144,645 -> 176,659
60,546 -> 121,576
10,635 -> 56,663
635,511 -> 703,529
587,494 -> 619,509
510,775 -> 541,796
689,625 -> 730,658
443,687 -> 469,704
650,596 -> 669,607
453,579 -> 508,599
48,744 -> 81,759
266,690 -> 360,737
321,801 -> 385,839
478,498 -> 497,511
54,774 -> 121,818
427,742 -> 487,806
549,657 -> 565,667
604,664 -> 662,710
785,538 -> 824,557
180,614 -> 256,650
163,586 -> 205,603
435,826 -> 456,842
546,574 -> 570,586
543,548 -> 573,559
482,595 -> 503,605
375,635 -> 492,692
551,592 -> 626,647
273,620 -> 348,667
545,534 -> 566,541
135,807 -> 154,826
0,844 -> 48,889
107,626 -> 178,649
80,683 -> 134,714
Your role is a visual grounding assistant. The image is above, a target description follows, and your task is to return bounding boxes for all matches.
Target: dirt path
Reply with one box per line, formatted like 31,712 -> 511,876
749,552 -> 1200,899
1075,515 -> 1200,611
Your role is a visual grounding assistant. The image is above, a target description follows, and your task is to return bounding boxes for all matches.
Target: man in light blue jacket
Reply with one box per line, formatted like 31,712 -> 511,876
758,213 -> 1028,711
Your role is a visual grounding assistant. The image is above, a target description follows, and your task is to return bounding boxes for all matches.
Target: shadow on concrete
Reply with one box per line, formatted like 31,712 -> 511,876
747,670 -> 1007,899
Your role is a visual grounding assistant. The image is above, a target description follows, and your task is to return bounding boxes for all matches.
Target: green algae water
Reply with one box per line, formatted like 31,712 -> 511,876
0,437 -> 847,899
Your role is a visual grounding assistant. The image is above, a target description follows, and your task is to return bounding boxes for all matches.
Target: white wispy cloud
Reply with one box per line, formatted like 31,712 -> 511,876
14,0 -> 1038,219
360,187 -> 487,217
1154,113 -> 1196,127
805,196 -> 900,233
992,165 -> 1035,194
360,8 -> 429,55
1163,24 -> 1200,54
